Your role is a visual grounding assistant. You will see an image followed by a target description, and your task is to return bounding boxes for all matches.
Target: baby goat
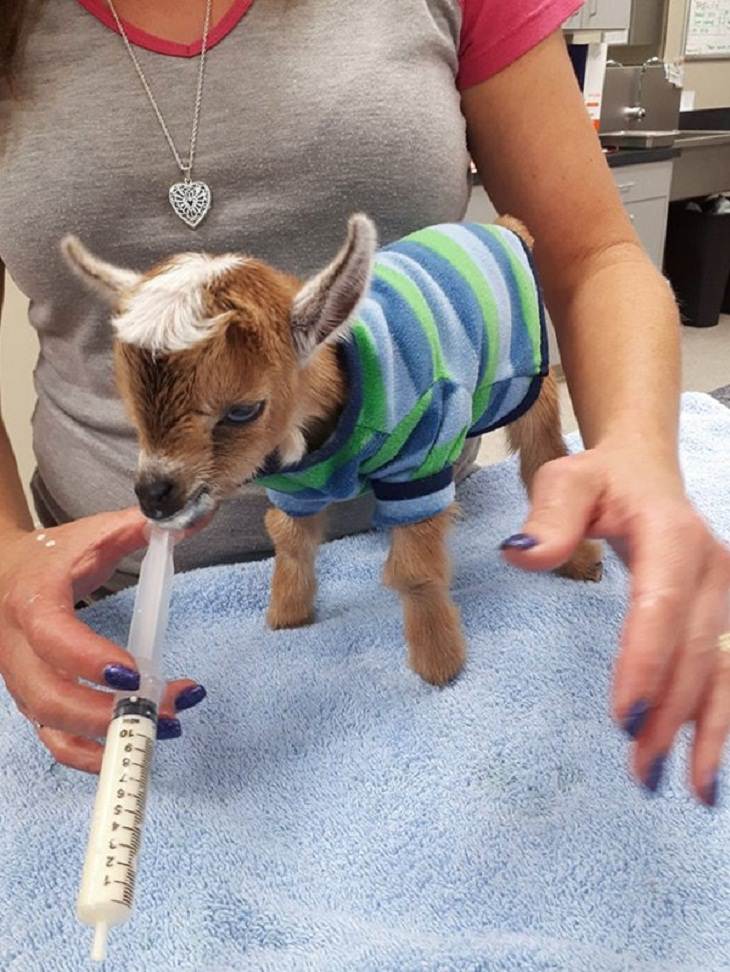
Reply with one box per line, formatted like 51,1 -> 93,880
62,215 -> 601,686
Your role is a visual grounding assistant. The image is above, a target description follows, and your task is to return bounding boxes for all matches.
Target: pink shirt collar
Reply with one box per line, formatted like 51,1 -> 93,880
75,0 -> 255,57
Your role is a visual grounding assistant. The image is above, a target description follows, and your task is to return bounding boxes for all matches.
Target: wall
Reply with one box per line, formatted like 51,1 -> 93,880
611,0 -> 730,108
0,278 -> 37,506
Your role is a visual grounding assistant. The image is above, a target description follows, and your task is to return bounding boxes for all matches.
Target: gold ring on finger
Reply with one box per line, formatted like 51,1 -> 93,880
718,631 -> 730,654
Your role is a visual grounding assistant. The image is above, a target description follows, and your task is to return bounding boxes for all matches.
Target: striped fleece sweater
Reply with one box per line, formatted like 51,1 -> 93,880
257,222 -> 548,527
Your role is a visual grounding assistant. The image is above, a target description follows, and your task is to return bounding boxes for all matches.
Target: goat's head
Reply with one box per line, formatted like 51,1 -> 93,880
61,215 -> 376,528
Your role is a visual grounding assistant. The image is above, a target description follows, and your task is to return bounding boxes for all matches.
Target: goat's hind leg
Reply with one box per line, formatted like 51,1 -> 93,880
383,506 -> 466,685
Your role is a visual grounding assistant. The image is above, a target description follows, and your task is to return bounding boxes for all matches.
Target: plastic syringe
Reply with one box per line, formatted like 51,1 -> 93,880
77,526 -> 176,962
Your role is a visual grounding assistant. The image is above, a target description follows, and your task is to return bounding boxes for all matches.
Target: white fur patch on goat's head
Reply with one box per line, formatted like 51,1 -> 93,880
61,235 -> 246,354
113,253 -> 245,353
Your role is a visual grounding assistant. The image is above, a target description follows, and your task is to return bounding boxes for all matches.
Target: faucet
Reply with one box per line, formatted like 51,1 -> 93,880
624,58 -> 666,125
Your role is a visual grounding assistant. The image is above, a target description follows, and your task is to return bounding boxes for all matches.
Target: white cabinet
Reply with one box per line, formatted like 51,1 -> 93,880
464,184 -> 496,225
565,0 -> 632,31
625,197 -> 670,267
612,159 -> 673,269
585,0 -> 632,30
564,10 -> 585,29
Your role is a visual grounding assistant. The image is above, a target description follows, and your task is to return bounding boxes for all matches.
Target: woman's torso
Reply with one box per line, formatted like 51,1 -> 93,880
0,0 -> 473,579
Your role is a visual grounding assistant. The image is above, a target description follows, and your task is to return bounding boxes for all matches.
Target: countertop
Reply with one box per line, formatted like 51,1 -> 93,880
604,146 -> 681,168
471,145 -> 679,186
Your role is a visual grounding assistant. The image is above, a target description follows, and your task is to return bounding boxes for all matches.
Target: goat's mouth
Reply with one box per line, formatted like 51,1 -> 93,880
150,485 -> 218,531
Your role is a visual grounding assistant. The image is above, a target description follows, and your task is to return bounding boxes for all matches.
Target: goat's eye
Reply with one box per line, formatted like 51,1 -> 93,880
220,402 -> 265,426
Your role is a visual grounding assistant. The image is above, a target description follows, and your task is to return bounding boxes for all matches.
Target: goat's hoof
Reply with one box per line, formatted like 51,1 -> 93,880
409,640 -> 466,687
266,603 -> 314,630
557,540 -> 603,583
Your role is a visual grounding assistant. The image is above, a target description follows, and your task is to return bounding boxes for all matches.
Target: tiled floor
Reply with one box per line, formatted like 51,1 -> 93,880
477,313 -> 730,466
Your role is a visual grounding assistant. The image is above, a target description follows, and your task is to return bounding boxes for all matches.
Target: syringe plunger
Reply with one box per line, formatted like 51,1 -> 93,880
92,923 -> 108,963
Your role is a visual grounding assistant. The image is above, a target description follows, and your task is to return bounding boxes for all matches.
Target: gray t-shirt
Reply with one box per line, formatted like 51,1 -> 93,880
0,0 -> 478,581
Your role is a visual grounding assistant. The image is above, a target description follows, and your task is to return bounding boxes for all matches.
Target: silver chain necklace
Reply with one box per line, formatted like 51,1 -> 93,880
106,0 -> 213,228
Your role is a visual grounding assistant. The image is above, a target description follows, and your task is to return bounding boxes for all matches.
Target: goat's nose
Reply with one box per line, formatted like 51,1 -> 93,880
134,477 -> 182,520
142,478 -> 174,503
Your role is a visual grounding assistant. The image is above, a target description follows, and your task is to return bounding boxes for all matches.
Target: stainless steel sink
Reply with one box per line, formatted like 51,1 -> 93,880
600,129 -> 730,150
599,127 -> 730,198
600,130 -> 678,148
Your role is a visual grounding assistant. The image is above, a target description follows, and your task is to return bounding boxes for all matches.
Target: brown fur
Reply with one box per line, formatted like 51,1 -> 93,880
265,508 -> 325,629
383,506 -> 465,685
89,214 -> 602,687
114,259 -> 347,502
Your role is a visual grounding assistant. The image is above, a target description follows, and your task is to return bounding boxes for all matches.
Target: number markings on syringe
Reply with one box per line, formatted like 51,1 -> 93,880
106,725 -> 154,906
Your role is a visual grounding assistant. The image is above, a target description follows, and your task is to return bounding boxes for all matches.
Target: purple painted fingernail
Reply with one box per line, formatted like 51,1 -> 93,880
703,775 -> 720,809
644,755 -> 666,794
103,665 -> 140,691
175,684 -> 207,712
623,699 -> 650,740
157,717 -> 182,740
500,533 -> 539,551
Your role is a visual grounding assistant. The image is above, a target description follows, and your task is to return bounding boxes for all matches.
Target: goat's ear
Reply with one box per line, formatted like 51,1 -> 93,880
60,235 -> 142,305
290,214 -> 376,360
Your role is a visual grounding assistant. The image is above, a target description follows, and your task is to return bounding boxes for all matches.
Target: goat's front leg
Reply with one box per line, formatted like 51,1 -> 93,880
383,506 -> 465,686
265,508 -> 325,629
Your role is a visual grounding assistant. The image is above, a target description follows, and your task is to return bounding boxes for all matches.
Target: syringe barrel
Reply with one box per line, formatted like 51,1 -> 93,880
77,698 -> 157,936
126,526 -> 175,683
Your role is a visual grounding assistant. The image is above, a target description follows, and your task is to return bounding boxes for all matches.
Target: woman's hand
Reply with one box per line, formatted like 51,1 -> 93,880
501,440 -> 730,806
0,508 -> 206,773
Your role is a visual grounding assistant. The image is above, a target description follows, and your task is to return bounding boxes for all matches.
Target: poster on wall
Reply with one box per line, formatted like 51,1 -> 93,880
684,0 -> 730,58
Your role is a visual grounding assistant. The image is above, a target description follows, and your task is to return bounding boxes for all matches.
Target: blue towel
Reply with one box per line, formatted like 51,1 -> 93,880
1,392 -> 729,972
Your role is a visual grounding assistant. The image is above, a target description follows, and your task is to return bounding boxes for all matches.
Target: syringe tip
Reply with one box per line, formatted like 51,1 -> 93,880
91,921 -> 108,962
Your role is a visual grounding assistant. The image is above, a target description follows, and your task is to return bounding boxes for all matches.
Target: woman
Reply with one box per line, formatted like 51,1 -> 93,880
0,0 -> 728,802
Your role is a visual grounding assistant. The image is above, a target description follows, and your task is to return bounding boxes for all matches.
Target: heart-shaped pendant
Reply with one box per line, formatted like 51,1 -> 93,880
169,180 -> 212,229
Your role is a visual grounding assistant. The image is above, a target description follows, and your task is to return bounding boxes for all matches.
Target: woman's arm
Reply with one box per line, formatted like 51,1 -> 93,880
0,261 -> 35,537
462,30 -> 730,805
462,29 -> 680,459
